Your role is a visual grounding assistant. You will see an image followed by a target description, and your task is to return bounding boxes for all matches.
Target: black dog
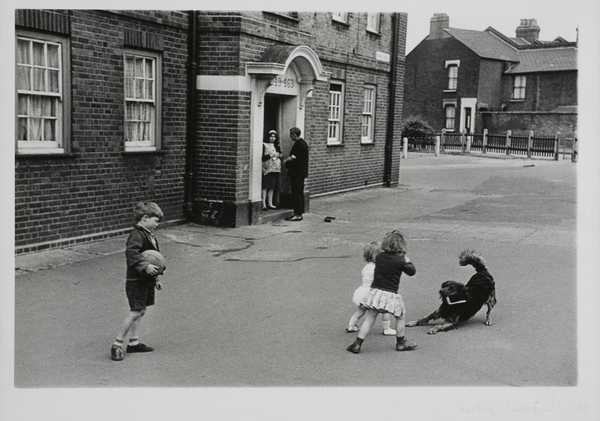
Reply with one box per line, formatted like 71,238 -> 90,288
407,250 -> 496,334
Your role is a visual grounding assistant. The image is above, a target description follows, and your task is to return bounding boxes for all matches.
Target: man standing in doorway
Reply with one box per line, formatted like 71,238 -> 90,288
284,127 -> 308,221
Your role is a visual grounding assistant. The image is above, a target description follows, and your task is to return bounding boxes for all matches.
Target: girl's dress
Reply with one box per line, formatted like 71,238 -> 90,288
262,142 -> 281,190
352,262 -> 374,305
359,253 -> 416,318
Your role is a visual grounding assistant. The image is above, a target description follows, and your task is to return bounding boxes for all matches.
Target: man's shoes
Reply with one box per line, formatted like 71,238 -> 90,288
285,215 -> 303,221
127,343 -> 154,353
395,337 -> 417,351
110,345 -> 125,361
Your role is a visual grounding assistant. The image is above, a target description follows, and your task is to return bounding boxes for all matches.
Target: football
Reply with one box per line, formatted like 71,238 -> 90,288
141,249 -> 166,274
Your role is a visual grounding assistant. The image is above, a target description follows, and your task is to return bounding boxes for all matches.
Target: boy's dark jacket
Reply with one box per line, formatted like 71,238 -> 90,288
125,225 -> 159,282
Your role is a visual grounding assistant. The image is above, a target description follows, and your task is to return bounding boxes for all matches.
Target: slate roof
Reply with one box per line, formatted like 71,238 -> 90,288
505,47 -> 577,73
444,27 -> 519,61
442,27 -> 577,73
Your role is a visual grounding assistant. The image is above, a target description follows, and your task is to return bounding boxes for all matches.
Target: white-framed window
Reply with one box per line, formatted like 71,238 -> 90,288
366,13 -> 381,33
16,31 -> 70,155
332,12 -> 349,24
444,103 -> 456,130
512,75 -> 526,99
361,85 -> 376,143
327,81 -> 344,145
124,50 -> 162,152
447,65 -> 458,90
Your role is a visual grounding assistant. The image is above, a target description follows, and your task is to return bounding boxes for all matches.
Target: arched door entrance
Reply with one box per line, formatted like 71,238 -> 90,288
246,45 -> 329,220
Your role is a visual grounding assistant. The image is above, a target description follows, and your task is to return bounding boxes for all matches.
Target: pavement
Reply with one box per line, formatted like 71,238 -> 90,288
12,153 -> 578,388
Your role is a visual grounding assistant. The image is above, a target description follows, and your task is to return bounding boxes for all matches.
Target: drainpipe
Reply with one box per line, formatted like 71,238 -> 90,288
384,13 -> 400,187
184,10 -> 198,218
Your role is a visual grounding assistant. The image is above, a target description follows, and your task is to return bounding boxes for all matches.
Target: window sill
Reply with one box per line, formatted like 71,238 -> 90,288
16,151 -> 75,158
366,29 -> 381,37
326,142 -> 344,148
360,140 -> 375,145
443,89 -> 457,93
510,99 -> 525,102
122,149 -> 166,155
332,19 -> 350,27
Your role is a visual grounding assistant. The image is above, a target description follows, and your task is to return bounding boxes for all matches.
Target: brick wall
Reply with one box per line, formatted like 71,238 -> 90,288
15,10 -> 189,248
196,11 -> 407,199
404,37 -> 480,130
480,111 -> 577,137
501,71 -> 577,111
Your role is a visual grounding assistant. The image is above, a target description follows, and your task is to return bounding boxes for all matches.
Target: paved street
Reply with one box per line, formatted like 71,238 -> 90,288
14,153 -> 577,387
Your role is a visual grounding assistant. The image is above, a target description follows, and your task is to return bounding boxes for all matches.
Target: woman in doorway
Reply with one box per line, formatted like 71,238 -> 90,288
262,129 -> 282,210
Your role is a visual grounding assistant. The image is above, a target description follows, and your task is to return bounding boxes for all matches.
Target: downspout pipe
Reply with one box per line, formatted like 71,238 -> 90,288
384,12 -> 400,187
184,10 -> 198,218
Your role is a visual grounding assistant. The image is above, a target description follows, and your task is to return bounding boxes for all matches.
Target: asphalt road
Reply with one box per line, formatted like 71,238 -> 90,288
14,154 -> 577,387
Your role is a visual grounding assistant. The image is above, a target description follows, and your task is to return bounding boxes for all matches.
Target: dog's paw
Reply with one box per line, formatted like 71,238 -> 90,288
406,321 -> 418,327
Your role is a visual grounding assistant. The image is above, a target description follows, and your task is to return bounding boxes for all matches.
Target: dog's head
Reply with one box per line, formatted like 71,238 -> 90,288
439,280 -> 466,299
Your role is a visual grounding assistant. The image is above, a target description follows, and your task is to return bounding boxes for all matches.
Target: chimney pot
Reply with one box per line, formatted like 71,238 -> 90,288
429,13 -> 449,39
516,18 -> 540,43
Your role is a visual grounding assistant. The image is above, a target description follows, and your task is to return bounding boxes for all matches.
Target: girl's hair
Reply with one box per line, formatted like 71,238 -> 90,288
133,201 -> 164,222
363,241 -> 380,262
265,130 -> 281,153
381,230 -> 407,254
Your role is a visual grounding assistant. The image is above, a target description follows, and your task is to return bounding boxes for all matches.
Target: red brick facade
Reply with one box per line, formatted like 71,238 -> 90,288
14,10 -> 408,249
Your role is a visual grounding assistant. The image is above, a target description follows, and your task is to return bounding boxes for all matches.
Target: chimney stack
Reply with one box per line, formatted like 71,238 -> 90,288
429,13 -> 449,39
516,18 -> 540,43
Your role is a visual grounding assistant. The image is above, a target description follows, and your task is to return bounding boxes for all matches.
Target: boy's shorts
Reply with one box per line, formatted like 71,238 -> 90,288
126,279 -> 155,311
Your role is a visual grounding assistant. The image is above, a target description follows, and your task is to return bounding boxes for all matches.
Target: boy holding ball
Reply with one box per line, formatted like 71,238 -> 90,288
110,201 -> 164,361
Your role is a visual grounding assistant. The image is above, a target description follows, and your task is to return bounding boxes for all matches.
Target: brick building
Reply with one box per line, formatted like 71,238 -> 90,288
14,10 -> 408,251
404,14 -> 577,137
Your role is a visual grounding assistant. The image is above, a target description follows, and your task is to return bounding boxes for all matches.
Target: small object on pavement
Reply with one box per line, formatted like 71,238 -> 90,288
323,216 -> 336,222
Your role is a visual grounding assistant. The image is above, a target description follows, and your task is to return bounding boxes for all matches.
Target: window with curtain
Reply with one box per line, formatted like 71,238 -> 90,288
366,13 -> 381,33
447,65 -> 458,90
361,86 -> 376,143
327,82 -> 344,145
124,50 -> 161,151
444,104 -> 456,130
16,33 -> 69,154
332,12 -> 349,23
512,75 -> 526,99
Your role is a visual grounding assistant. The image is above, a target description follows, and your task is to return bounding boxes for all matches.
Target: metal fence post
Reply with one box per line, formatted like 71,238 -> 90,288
435,135 -> 440,157
505,130 -> 511,155
466,132 -> 472,153
402,137 -> 408,159
482,128 -> 488,154
554,132 -> 559,160
527,130 -> 533,158
460,131 -> 466,153
440,129 -> 446,153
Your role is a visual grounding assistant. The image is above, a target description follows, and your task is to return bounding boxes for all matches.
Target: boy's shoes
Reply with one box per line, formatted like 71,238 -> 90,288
110,345 -> 125,361
345,326 -> 359,333
395,337 -> 417,351
127,343 -> 154,353
383,328 -> 398,336
285,215 -> 303,221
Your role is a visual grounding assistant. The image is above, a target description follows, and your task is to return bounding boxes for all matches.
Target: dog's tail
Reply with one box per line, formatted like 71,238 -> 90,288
459,249 -> 487,271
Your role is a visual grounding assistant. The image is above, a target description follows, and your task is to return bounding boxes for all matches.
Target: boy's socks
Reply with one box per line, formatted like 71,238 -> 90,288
112,338 -> 124,348
128,337 -> 140,347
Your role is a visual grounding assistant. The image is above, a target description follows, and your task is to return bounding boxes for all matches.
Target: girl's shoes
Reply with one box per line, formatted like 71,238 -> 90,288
383,328 -> 397,336
345,326 -> 359,333
396,337 -> 417,351
346,341 -> 362,354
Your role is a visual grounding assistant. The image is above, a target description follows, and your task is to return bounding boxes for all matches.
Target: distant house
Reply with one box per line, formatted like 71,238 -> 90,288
404,13 -> 577,137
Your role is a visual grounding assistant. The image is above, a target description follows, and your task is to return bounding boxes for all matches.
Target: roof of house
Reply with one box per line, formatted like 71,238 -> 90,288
441,26 -> 577,74
505,47 -> 577,73
444,27 -> 519,61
